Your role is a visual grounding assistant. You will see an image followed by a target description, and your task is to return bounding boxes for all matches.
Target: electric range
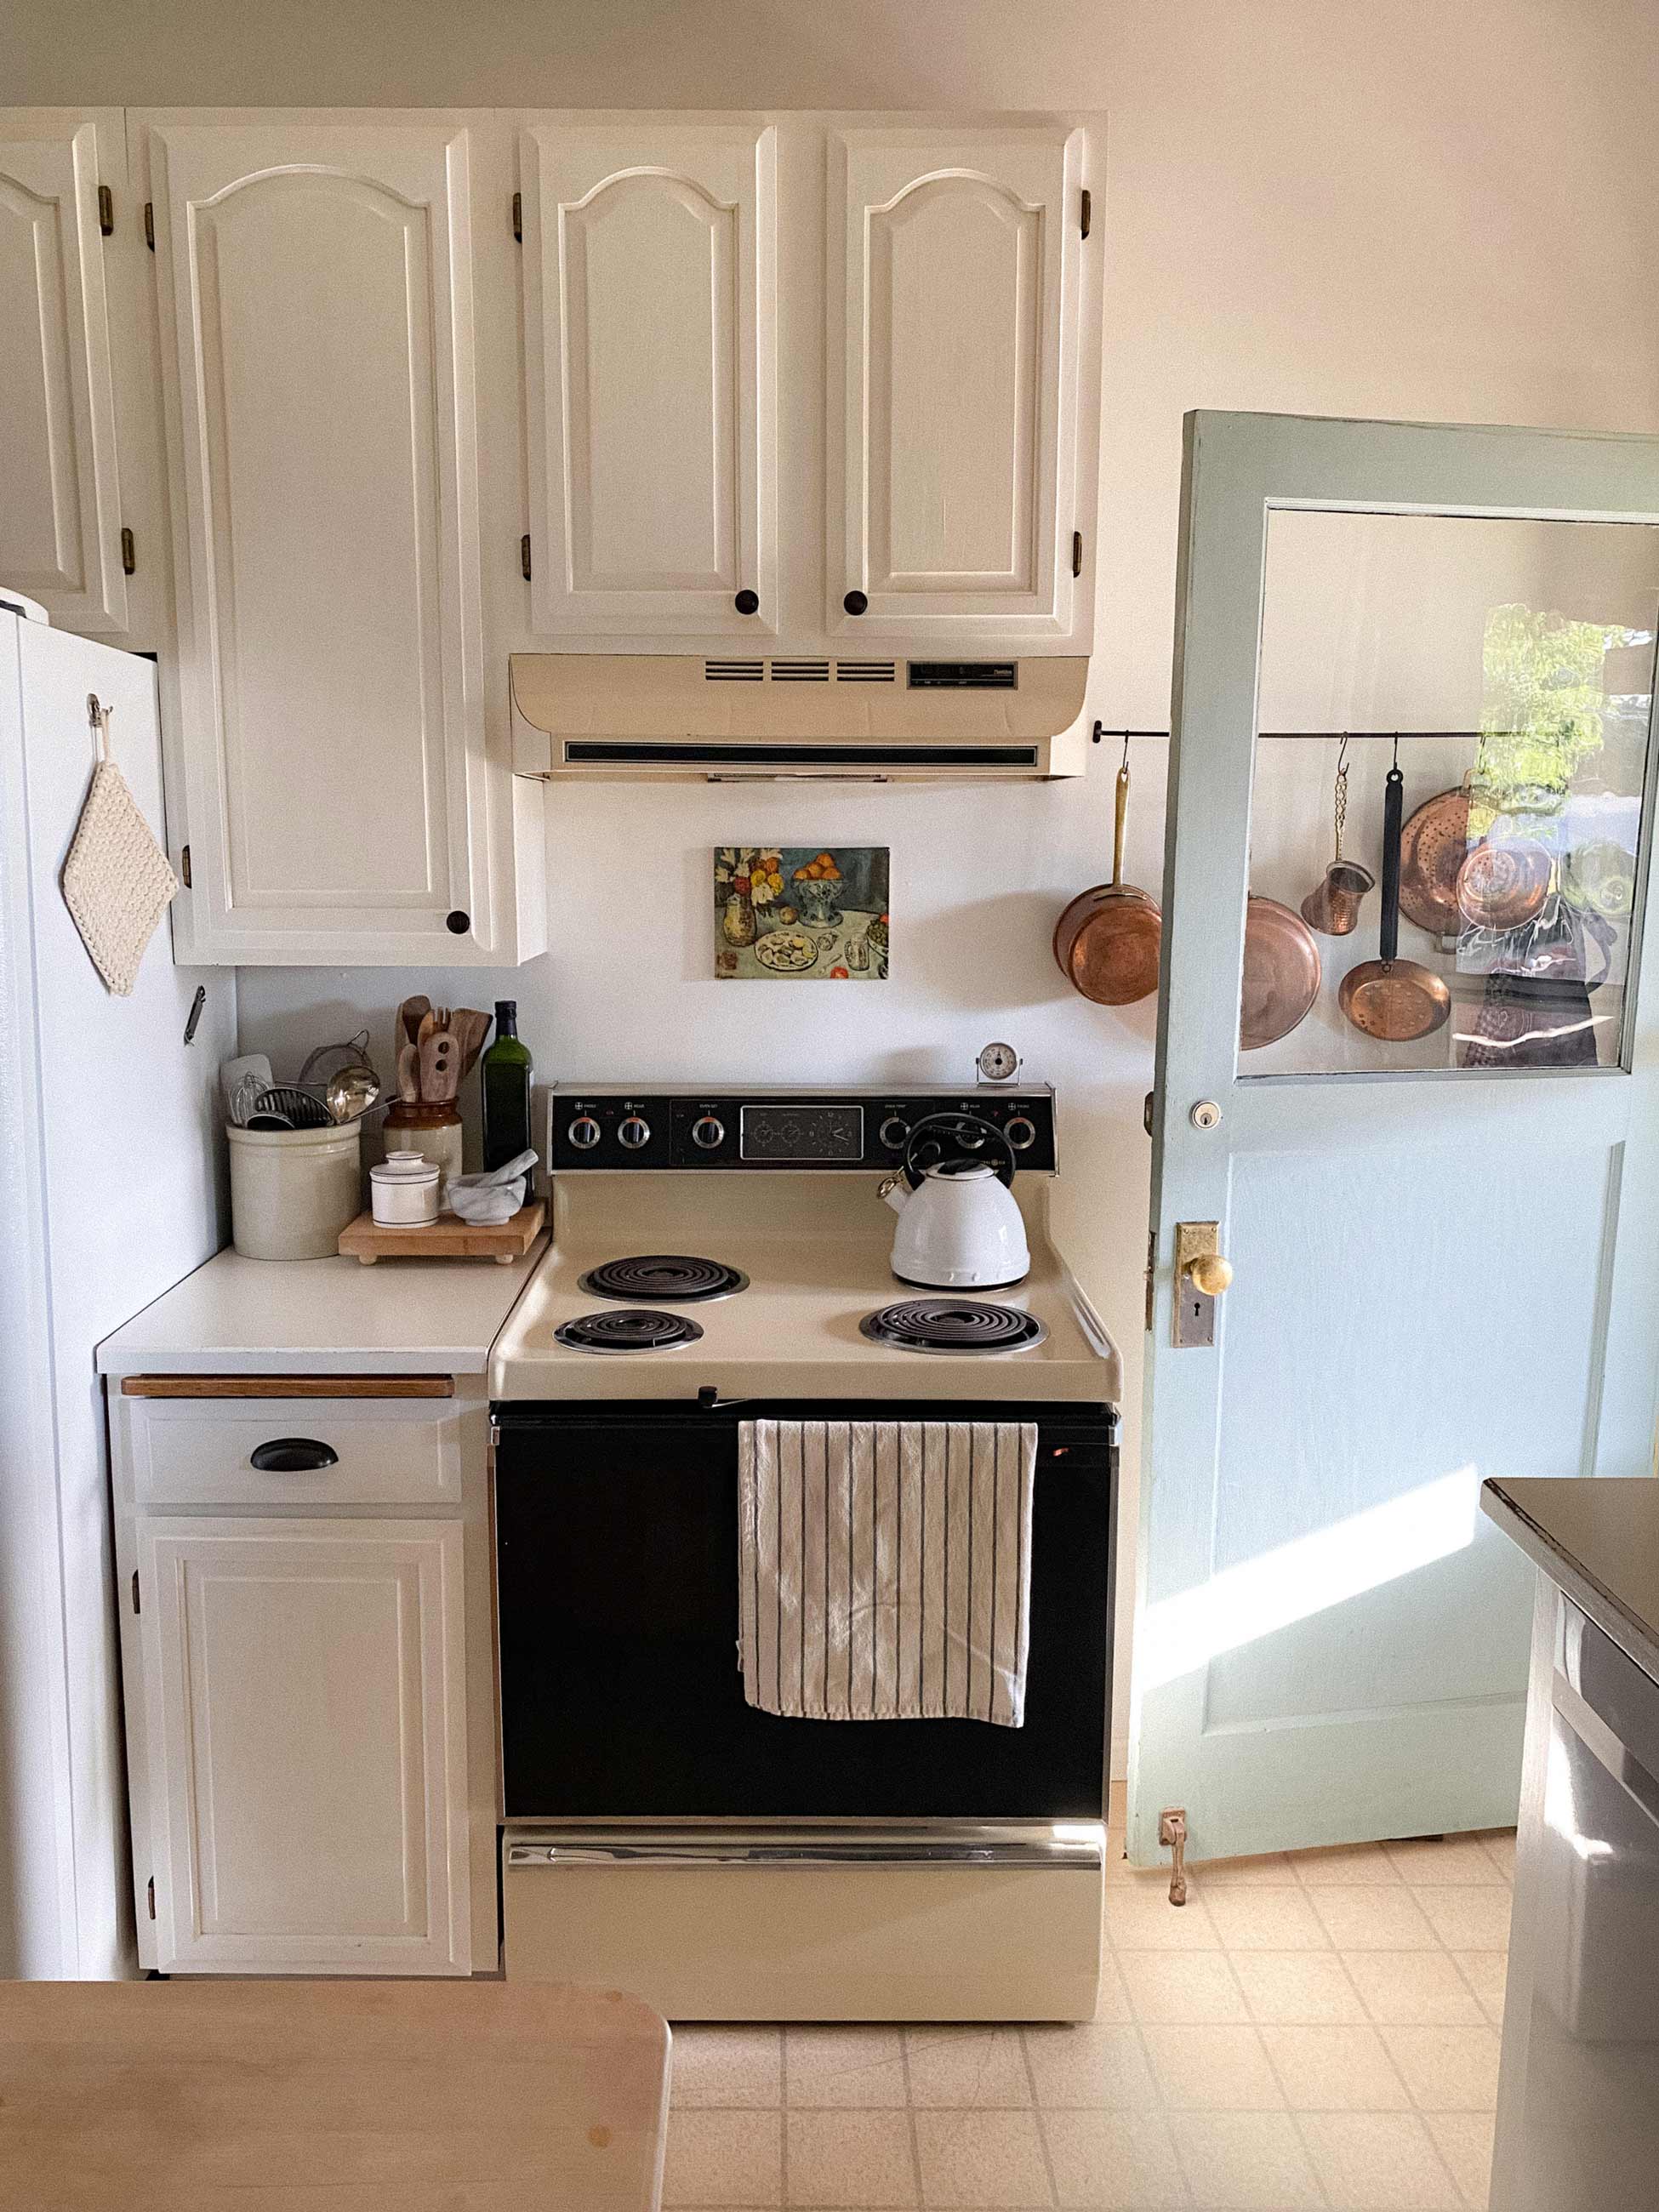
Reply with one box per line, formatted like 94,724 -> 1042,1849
490,1083 -> 1120,2022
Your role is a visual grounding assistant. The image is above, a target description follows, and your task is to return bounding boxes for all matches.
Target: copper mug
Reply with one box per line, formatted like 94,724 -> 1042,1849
1299,857 -> 1375,936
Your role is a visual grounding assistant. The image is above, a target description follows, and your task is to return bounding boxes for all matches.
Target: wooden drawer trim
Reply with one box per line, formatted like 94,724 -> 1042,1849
121,1375 -> 455,1400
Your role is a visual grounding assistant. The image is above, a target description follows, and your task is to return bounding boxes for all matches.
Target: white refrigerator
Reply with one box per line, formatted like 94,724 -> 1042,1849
0,605 -> 233,1976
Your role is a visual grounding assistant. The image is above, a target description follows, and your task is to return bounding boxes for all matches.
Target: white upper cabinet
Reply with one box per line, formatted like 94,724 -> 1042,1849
521,117 -> 778,640
144,117 -> 541,966
0,113 -> 130,634
830,123 -> 1090,647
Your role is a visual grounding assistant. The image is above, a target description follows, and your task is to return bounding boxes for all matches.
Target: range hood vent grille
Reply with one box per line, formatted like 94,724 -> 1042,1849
703,658 -> 896,685
704,659 -> 764,682
563,740 -> 1043,769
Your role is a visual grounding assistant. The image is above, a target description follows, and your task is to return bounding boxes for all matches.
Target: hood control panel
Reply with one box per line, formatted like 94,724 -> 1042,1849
550,1087 -> 1056,1174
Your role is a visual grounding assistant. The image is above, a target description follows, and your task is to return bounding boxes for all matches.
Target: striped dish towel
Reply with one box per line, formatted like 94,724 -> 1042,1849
737,1420 -> 1039,1727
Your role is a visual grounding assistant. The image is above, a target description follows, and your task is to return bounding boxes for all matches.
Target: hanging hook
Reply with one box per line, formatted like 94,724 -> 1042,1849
1336,733 -> 1350,778
1392,732 -> 1400,771
1120,730 -> 1132,775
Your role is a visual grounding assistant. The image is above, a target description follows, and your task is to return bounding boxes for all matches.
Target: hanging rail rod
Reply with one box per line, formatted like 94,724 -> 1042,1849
1092,722 -> 1535,744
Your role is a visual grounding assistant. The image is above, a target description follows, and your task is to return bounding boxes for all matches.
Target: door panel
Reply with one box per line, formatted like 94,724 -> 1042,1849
0,116 -> 127,631
145,122 -> 490,960
140,1518 -> 469,1973
1134,413 -> 1659,1864
830,123 -> 1085,642
522,118 -> 776,639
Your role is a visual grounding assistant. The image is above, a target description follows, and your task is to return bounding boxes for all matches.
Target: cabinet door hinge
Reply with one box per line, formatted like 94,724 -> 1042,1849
146,1875 -> 156,1920
179,844 -> 191,889
98,183 -> 114,237
120,526 -> 135,576
520,533 -> 532,582
1144,1226 -> 1156,1332
1080,187 -> 1092,240
511,190 -> 522,243
130,1569 -> 140,1615
144,200 -> 154,251
1072,529 -> 1083,579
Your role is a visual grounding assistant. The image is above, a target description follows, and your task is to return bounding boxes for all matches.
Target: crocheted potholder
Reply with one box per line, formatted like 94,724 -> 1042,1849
60,699 -> 178,995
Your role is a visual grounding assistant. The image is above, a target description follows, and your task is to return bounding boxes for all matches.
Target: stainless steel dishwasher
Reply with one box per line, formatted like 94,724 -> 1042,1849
1492,1593 -> 1659,2207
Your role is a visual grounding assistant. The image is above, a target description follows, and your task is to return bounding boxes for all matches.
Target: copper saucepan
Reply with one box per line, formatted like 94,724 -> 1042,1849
1054,752 -> 1162,1006
1339,765 -> 1451,1041
1240,896 -> 1322,1049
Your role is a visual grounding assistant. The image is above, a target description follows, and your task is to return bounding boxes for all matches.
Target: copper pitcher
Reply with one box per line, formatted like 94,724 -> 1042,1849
1300,740 -> 1374,936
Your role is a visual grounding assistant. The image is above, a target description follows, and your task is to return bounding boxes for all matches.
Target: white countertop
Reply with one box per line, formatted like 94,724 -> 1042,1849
96,1240 -> 546,1378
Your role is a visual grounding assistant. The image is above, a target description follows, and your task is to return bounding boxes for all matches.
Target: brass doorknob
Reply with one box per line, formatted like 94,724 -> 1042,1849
1185,1251 -> 1234,1297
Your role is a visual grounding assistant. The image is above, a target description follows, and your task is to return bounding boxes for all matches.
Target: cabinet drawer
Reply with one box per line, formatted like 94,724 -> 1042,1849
123,1396 -> 463,1508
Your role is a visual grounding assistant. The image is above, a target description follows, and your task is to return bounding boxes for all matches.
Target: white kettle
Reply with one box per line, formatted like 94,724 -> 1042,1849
883,1157 -> 1031,1290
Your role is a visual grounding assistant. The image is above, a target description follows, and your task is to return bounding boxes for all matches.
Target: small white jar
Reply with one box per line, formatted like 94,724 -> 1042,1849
370,1153 -> 442,1228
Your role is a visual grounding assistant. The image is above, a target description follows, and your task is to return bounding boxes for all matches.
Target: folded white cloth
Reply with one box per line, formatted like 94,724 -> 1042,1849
445,1149 -> 538,1223
738,1419 -> 1038,1727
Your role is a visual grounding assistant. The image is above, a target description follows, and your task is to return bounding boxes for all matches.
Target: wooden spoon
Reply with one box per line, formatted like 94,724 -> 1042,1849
450,1007 -> 493,1080
398,995 -> 432,1047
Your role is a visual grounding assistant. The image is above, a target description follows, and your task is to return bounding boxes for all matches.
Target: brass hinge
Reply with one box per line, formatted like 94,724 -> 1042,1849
146,1875 -> 156,1921
180,844 -> 191,889
1072,529 -> 1083,579
144,200 -> 154,251
98,183 -> 114,236
520,533 -> 532,582
130,1569 -> 140,1616
511,190 -> 522,243
1144,1226 -> 1155,1332
1080,187 -> 1092,240
120,526 -> 135,576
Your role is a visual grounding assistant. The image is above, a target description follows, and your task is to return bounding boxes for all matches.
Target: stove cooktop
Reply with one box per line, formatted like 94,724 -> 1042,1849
859,1298 -> 1049,1355
578,1254 -> 749,1303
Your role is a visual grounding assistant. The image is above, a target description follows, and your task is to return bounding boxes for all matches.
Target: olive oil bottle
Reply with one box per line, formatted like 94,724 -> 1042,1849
480,1000 -> 533,1206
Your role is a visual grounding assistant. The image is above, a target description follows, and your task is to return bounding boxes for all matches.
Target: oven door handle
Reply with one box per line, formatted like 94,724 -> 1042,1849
505,1829 -> 1104,1872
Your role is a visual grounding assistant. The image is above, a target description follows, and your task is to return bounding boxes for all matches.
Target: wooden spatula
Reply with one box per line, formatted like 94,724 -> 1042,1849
450,1007 -> 493,1080
397,995 -> 431,1047
396,1041 -> 421,1104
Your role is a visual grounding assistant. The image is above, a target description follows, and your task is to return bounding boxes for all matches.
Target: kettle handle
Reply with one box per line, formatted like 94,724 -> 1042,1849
899,1111 -> 1018,1191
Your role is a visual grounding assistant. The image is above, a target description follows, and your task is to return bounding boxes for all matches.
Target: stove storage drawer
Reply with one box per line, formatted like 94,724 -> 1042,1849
117,1386 -> 465,1509
501,1826 -> 1105,2021
493,1399 -> 1115,1822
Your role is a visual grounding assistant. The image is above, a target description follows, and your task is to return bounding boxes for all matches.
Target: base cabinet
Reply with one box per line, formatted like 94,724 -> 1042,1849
134,1516 -> 471,1975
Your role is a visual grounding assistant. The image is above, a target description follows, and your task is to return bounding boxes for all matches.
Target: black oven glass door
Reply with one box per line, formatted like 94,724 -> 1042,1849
494,1400 -> 1115,1820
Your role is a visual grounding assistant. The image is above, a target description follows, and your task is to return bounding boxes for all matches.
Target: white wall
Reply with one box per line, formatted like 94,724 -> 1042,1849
20,0 -> 1659,1771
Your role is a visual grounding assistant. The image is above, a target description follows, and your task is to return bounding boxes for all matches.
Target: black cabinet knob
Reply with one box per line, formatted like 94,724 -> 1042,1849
734,589 -> 760,615
445,909 -> 470,935
843,590 -> 869,616
250,1438 -> 339,1474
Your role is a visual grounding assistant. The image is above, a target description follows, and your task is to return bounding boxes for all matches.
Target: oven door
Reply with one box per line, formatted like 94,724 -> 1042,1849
493,1400 -> 1115,1820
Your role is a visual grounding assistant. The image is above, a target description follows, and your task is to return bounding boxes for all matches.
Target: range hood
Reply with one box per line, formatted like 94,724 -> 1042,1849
510,655 -> 1091,780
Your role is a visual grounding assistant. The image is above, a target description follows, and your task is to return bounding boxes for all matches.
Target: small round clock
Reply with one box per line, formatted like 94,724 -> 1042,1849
976,1041 -> 1021,1086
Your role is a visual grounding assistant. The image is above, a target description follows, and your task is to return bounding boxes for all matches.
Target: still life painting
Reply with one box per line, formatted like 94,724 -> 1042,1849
714,847 -> 890,980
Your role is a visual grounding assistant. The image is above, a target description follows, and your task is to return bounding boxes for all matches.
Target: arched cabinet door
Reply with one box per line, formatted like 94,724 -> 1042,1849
0,114 -> 128,634
520,118 -> 778,640
143,120 -> 518,965
830,123 -> 1092,647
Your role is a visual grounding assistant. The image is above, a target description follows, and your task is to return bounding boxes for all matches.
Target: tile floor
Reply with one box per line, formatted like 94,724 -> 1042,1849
662,1805 -> 1513,2211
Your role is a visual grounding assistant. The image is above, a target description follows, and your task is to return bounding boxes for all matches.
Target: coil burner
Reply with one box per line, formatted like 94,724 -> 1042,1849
858,1299 -> 1047,1354
553,1310 -> 706,1354
578,1255 -> 749,1303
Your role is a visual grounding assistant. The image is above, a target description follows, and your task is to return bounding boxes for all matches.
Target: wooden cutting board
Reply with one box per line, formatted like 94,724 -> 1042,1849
0,1978 -> 670,2209
338,1200 -> 545,1264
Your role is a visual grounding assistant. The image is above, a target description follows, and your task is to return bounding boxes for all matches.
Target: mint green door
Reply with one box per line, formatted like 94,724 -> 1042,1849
1130,413 -> 1659,1864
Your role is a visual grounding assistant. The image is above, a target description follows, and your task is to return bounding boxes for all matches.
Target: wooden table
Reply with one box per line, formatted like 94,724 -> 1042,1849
0,1979 -> 670,2209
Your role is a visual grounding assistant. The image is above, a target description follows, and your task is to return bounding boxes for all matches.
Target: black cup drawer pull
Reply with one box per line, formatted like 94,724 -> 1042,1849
250,1438 -> 339,1474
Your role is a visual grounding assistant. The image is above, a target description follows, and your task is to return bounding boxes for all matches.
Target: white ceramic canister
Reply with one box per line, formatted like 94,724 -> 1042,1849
381,1102 -> 465,1205
370,1153 -> 441,1227
227,1119 -> 362,1261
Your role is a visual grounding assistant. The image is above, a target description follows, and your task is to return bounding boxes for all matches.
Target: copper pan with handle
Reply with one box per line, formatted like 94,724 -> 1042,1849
1340,765 -> 1451,1041
1054,748 -> 1162,1006
1240,896 -> 1323,1049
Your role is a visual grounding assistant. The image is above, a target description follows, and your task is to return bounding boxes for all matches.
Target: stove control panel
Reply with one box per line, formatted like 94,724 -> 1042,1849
550,1088 -> 1057,1172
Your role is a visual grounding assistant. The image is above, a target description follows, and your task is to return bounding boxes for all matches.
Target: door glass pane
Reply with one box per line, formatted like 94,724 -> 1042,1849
1242,512 -> 1659,1076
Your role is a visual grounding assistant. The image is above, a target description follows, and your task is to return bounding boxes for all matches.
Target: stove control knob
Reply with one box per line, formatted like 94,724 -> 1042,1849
617,1115 -> 652,1150
878,1115 -> 910,1151
691,1115 -> 726,1150
567,1115 -> 601,1150
1006,1115 -> 1038,1152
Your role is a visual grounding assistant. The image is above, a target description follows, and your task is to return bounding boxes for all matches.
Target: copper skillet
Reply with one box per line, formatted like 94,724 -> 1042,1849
1240,897 -> 1322,1049
1340,766 -> 1451,1040
1053,751 -> 1162,1005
